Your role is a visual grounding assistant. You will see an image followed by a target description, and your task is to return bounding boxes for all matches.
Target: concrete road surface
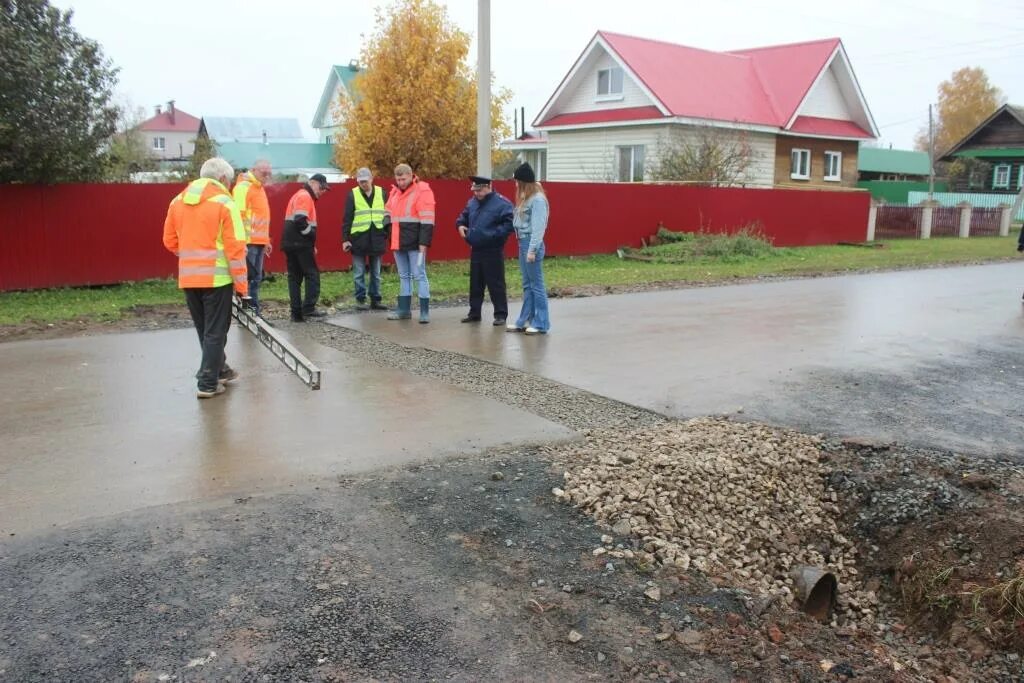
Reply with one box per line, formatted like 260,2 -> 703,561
0,328 -> 572,536
334,262 -> 1024,458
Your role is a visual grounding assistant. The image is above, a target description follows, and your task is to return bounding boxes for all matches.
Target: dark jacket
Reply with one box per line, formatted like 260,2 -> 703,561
457,191 -> 514,252
342,186 -> 390,255
280,183 -> 320,251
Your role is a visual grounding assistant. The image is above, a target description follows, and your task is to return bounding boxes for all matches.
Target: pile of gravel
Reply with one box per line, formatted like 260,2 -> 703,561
550,418 -> 874,625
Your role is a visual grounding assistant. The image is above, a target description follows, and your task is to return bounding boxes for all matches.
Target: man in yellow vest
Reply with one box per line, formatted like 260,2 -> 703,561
233,159 -> 273,316
162,157 -> 248,399
342,167 -> 390,311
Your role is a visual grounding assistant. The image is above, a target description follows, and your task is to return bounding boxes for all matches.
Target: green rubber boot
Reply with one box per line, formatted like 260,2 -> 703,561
387,295 -> 412,320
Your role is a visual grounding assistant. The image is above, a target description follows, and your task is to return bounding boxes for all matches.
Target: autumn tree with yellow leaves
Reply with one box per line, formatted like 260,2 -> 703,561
915,67 -> 1003,156
333,0 -> 512,179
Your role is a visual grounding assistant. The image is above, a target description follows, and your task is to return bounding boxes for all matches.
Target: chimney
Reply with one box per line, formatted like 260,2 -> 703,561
167,100 -> 176,125
262,130 -> 268,146
155,104 -> 162,116
348,58 -> 360,71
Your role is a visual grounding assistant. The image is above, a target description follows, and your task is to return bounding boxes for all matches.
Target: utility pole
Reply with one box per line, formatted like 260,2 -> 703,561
928,103 -> 935,200
476,0 -> 491,178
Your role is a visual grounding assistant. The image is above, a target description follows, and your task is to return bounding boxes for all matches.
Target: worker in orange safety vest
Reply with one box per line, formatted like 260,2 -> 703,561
233,159 -> 273,316
383,163 -> 436,323
162,157 -> 249,399
280,173 -> 330,322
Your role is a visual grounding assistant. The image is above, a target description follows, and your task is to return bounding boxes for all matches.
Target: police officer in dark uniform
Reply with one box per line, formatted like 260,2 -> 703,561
456,176 -> 515,325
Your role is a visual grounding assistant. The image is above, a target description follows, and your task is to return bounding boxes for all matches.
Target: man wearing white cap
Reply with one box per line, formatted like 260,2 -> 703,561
342,167 -> 389,311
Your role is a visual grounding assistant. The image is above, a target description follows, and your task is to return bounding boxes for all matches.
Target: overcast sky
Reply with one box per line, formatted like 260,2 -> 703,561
52,0 -> 1023,150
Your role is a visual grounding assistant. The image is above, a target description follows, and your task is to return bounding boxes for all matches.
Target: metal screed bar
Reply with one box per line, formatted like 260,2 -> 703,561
231,299 -> 321,390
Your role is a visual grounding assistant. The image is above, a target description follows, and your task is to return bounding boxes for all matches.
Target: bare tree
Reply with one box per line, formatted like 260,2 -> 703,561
648,126 -> 757,186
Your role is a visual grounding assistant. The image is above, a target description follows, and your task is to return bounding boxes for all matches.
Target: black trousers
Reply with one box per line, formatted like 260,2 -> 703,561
284,248 -> 321,315
184,284 -> 233,391
468,248 -> 507,320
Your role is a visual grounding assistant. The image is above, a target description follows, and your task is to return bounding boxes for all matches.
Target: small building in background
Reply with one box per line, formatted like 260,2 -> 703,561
941,104 -> 1024,194
855,147 -> 946,203
137,100 -> 201,162
312,62 -> 362,145
218,142 -> 343,184
200,117 -> 306,145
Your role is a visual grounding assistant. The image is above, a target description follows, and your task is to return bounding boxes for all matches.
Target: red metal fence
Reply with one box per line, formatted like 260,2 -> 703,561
0,180 -> 869,291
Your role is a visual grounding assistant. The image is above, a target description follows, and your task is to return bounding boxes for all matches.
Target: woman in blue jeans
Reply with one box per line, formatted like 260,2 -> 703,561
508,162 -> 550,335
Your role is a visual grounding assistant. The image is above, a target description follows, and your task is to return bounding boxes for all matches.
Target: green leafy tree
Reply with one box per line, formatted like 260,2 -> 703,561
334,0 -> 512,178
0,0 -> 119,183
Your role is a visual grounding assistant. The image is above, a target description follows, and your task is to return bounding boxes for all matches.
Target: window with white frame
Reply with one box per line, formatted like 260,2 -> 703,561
616,145 -> 645,182
790,148 -> 810,180
152,136 -> 166,151
597,67 -> 624,98
824,151 -> 842,181
325,135 -> 334,144
993,164 -> 1011,189
1019,165 -> 1023,189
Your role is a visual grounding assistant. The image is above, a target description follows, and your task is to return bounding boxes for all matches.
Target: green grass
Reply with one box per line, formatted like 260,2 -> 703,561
0,234 -> 1020,326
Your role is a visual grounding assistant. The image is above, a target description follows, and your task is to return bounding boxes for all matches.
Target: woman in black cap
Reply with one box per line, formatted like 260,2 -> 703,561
509,162 -> 551,334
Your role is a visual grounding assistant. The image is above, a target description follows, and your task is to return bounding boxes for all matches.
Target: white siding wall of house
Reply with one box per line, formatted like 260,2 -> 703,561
799,65 -> 852,120
546,125 -> 776,186
148,130 -> 196,160
554,49 -> 657,115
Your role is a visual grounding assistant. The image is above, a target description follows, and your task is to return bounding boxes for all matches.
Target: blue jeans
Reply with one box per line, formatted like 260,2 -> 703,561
516,242 -> 549,331
393,249 -> 430,298
245,244 -> 266,313
352,253 -> 382,302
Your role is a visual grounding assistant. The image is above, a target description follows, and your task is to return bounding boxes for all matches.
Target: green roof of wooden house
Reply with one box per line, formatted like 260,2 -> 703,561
857,147 -> 930,175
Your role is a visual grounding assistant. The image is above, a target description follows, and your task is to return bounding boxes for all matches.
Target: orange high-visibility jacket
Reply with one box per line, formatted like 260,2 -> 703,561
384,177 -> 435,251
162,178 -> 248,295
233,171 -> 271,245
280,186 -> 318,251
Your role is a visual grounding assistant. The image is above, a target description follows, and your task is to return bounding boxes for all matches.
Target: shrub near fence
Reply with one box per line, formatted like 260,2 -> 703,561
0,181 -> 870,291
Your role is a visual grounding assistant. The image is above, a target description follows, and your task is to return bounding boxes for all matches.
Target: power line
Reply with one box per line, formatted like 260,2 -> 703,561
878,113 -> 928,129
862,33 -> 1024,60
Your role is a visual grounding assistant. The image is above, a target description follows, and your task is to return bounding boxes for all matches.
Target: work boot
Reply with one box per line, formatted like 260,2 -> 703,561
460,314 -> 481,323
370,299 -> 389,311
290,312 -> 305,322
387,295 -> 412,320
355,299 -> 370,311
305,308 -> 328,319
419,298 -> 430,324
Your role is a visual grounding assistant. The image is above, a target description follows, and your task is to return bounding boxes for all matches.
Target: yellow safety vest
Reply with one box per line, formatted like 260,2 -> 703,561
350,186 -> 385,234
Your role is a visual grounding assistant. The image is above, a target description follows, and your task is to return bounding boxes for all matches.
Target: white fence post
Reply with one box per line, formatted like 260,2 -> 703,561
999,203 -> 1012,237
867,199 -> 878,242
958,202 -> 972,239
920,200 -> 937,240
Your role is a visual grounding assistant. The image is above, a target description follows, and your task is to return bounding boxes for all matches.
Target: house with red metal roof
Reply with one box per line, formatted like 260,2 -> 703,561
137,100 -> 202,162
529,32 -> 878,187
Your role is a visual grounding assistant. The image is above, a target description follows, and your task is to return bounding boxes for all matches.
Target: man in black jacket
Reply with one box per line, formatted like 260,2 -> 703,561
457,176 -> 515,325
342,167 -> 389,311
280,173 -> 329,322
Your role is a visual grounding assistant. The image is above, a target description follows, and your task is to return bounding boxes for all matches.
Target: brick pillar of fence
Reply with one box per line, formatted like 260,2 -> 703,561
920,200 -> 938,239
867,199 -> 878,242
999,203 -> 1012,237
958,202 -> 972,239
